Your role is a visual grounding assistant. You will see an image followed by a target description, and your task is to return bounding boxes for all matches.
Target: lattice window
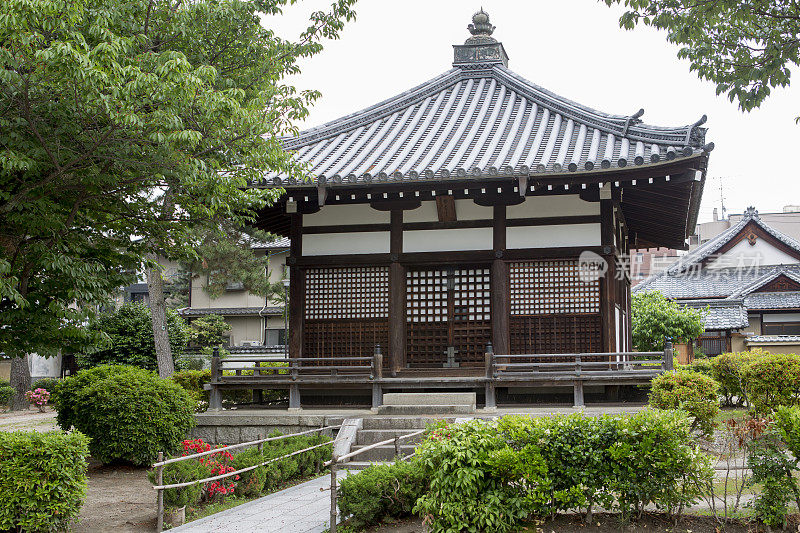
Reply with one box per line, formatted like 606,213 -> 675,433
406,269 -> 448,323
510,315 -> 602,354
510,260 -> 600,315
305,267 -> 389,320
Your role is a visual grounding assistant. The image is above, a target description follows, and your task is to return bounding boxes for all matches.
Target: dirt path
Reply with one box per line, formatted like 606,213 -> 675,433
72,458 -> 155,533
0,407 -> 58,432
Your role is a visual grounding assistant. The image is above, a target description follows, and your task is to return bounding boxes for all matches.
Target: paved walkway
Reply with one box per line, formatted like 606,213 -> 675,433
172,471 -> 348,533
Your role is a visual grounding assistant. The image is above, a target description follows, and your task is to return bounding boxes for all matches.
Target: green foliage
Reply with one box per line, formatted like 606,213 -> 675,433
148,459 -> 210,509
189,314 -> 231,350
0,430 -> 90,532
709,350 -> 765,406
649,370 -> 720,436
54,365 -> 195,465
31,377 -> 61,395
413,411 -> 712,532
0,379 -> 12,406
0,0 -> 356,359
602,0 -> 799,112
632,292 -> 706,352
687,357 -> 713,377
171,369 -> 211,405
741,353 -> 800,413
80,303 -> 189,371
231,448 -> 269,499
338,460 -> 428,530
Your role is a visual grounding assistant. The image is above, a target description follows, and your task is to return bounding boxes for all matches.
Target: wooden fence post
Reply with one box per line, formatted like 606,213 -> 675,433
573,380 -> 585,408
372,344 -> 383,410
289,360 -> 301,410
663,339 -> 674,371
394,435 -> 401,457
209,347 -> 222,411
156,451 -> 164,533
330,460 -> 338,533
484,343 -> 496,410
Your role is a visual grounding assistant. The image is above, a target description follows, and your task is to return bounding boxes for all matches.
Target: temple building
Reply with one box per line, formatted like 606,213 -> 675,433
253,11 -> 713,381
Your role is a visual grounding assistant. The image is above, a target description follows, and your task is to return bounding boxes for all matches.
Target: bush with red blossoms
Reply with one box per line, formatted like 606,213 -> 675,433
179,439 -> 240,500
25,388 -> 50,412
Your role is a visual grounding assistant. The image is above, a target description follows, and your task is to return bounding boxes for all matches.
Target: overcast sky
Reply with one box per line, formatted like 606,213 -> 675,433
265,0 -> 800,223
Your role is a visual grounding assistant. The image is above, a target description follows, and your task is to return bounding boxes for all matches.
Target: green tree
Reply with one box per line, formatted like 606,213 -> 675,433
0,0 -> 356,405
632,291 -> 706,351
602,0 -> 800,112
80,303 -> 189,371
188,314 -> 231,351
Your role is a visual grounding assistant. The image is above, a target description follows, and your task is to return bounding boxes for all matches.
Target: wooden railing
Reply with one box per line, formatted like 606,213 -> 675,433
151,425 -> 341,532
206,342 -> 674,410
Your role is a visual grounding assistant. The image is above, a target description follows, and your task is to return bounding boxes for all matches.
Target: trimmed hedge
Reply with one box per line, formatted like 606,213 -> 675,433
413,411 -> 712,533
55,365 -> 196,465
148,458 -> 211,509
0,379 -> 12,406
709,351 -> 764,406
0,430 -> 90,532
649,369 -> 720,436
338,460 -> 428,530
742,353 -> 800,413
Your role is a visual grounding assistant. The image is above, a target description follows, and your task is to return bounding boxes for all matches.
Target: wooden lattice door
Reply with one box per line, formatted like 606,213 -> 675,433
406,266 -> 491,368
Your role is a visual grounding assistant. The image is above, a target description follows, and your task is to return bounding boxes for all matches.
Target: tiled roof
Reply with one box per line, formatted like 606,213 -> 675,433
633,265 -> 800,299
264,17 -> 710,188
252,237 -> 290,250
681,299 -> 749,330
744,292 -> 800,310
747,335 -> 800,344
178,307 -> 283,317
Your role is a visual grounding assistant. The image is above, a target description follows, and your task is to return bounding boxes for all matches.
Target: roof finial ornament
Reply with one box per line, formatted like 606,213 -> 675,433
744,206 -> 759,218
468,8 -> 495,38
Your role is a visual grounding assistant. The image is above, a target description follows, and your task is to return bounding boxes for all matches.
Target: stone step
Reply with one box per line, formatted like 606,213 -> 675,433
376,404 -> 474,415
382,392 -> 476,408
361,416 -> 452,430
349,444 -> 417,462
356,429 -> 427,446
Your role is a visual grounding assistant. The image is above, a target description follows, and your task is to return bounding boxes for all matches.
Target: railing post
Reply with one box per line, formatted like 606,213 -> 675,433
575,353 -> 582,377
372,345 -> 383,410
484,343 -> 496,411
289,359 -> 301,411
663,339 -> 674,372
257,433 -> 263,455
330,459 -> 338,533
156,451 -> 164,533
209,347 -> 222,411
573,380 -> 584,408
394,435 -> 401,458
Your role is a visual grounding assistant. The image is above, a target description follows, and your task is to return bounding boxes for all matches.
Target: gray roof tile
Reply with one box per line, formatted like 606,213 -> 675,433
744,292 -> 800,310
178,307 -> 283,317
747,335 -> 800,344
681,299 -> 749,330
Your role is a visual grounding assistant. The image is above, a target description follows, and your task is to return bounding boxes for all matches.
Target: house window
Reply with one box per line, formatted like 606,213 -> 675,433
264,328 -> 286,346
763,322 -> 800,335
635,253 -> 644,263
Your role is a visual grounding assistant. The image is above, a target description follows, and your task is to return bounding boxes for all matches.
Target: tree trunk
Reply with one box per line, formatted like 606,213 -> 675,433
147,258 -> 175,378
10,355 -> 31,411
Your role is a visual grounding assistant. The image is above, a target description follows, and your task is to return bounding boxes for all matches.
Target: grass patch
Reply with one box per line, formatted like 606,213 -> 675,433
714,408 -> 748,425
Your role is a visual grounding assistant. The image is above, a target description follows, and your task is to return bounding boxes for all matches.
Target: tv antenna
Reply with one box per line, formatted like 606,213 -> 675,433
718,177 -> 727,219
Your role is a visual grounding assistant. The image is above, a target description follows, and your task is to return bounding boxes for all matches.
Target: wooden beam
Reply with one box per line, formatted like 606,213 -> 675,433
388,210 -> 405,375
435,195 -> 457,222
491,205 -> 510,355
600,200 -> 616,353
288,213 -> 305,360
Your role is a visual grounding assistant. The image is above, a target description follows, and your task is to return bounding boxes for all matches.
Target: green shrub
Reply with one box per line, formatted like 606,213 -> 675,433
688,357 -> 713,377
0,379 -> 12,406
171,369 -> 211,404
79,303 -> 189,371
231,448 -> 268,498
338,460 -> 428,530
414,411 -> 712,532
710,351 -> 764,406
148,459 -> 210,509
649,370 -> 720,436
54,365 -> 196,465
742,353 -> 800,413
31,377 -> 61,397
0,430 -> 90,532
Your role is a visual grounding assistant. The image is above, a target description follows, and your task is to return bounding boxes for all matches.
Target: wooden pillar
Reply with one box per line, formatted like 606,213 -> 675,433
491,205 -> 510,356
288,213 -> 305,361
600,199 -> 616,353
388,209 -> 405,375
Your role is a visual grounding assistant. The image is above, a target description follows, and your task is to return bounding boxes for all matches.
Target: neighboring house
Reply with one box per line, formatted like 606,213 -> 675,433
634,207 -> 800,355
178,237 -> 289,347
630,247 -> 681,286
694,205 -> 800,248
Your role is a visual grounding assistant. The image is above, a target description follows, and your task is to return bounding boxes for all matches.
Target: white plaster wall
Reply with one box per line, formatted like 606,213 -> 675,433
454,199 -> 493,220
404,201 -> 439,223
226,317 -> 264,346
706,238 -> 800,269
506,223 -> 601,249
506,194 -> 599,219
28,353 -> 61,379
403,228 -> 493,253
303,231 -> 390,255
303,204 -> 389,226
191,281 -> 266,308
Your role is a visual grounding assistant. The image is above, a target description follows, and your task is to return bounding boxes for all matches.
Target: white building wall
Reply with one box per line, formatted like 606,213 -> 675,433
303,204 -> 389,226
403,228 -> 493,253
506,223 -> 601,249
706,238 -> 800,269
507,194 -> 599,219
303,231 -> 390,255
